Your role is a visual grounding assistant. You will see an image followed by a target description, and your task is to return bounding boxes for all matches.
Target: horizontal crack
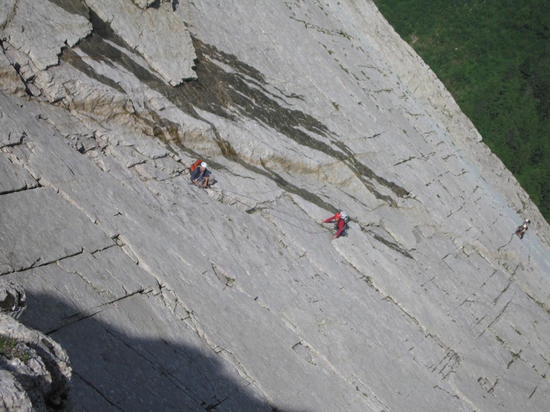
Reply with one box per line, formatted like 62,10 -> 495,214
1,248 -> 85,276
0,183 -> 42,196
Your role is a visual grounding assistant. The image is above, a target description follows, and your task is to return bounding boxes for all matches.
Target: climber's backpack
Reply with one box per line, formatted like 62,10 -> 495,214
189,159 -> 202,173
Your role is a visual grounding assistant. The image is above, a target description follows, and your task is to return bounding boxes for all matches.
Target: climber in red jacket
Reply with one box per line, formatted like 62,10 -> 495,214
323,211 -> 349,239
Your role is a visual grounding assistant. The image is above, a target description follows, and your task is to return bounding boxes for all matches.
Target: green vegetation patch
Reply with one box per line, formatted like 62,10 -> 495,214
374,0 -> 550,221
0,334 -> 31,363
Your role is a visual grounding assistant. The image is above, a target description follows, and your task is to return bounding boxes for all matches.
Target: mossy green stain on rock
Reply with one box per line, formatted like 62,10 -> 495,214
0,334 -> 31,363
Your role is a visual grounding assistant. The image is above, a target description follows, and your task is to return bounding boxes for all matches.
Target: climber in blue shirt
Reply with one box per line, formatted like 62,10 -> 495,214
190,162 -> 211,188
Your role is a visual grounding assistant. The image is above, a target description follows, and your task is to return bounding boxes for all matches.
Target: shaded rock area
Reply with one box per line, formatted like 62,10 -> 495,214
0,280 -> 72,411
0,0 -> 549,411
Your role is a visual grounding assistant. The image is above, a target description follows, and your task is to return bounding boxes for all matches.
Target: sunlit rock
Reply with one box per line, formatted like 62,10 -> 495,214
0,0 -> 549,411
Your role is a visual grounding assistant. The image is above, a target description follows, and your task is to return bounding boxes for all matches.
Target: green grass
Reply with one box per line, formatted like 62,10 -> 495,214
0,335 -> 31,363
373,0 -> 550,221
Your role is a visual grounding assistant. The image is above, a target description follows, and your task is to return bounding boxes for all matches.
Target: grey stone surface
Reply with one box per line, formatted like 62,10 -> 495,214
0,0 -> 549,411
0,369 -> 33,412
0,0 -> 17,27
0,151 -> 37,194
0,279 -> 26,319
0,187 -> 113,274
0,49 -> 26,96
1,0 -> 91,71
132,0 -> 157,8
0,307 -> 72,411
86,0 -> 197,85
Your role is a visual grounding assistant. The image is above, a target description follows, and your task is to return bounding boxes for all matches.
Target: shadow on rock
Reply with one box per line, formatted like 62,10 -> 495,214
18,291 -> 295,412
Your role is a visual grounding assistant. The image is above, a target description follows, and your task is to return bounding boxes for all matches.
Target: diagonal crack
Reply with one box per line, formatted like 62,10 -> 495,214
45,287 -> 149,335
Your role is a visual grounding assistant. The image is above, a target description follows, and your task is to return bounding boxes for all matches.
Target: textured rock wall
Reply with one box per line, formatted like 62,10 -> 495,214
0,280 -> 72,411
1,0 -> 549,411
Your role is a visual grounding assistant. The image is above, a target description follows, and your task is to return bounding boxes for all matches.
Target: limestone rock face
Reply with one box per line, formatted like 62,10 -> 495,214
86,0 -> 197,85
1,0 -> 92,71
1,0 -> 549,411
0,280 -> 26,319
0,51 -> 26,96
0,281 -> 72,411
132,0 -> 157,9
